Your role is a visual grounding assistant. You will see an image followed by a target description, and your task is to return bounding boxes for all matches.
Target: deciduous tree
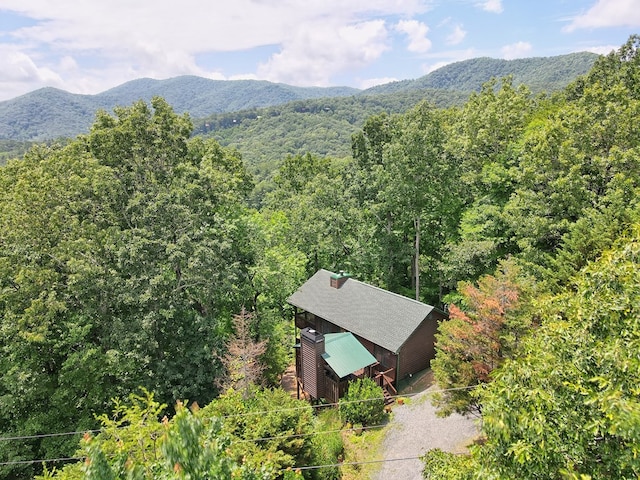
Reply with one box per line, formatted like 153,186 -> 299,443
431,260 -> 530,416
475,228 -> 640,479
0,98 -> 255,479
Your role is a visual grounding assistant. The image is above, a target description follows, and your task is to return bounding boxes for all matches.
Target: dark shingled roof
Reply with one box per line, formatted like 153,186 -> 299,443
287,269 -> 436,353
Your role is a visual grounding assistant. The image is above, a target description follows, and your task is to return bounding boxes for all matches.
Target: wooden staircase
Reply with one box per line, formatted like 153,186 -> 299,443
383,388 -> 393,405
374,367 -> 397,405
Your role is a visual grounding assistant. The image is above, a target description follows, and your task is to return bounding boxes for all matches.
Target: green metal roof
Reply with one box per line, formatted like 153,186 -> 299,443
321,332 -> 377,379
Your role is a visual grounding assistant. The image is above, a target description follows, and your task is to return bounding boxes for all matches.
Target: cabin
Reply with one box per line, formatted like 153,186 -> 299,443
288,269 -> 447,403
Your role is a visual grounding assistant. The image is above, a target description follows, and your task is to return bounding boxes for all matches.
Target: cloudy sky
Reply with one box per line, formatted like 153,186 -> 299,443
0,0 -> 638,101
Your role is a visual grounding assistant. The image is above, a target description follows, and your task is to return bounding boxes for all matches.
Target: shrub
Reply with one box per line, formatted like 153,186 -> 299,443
310,408 -> 344,480
339,378 -> 385,426
201,387 -> 316,474
422,449 -> 474,480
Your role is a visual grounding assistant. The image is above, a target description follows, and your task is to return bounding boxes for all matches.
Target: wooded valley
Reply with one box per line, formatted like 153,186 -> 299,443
0,37 -> 638,479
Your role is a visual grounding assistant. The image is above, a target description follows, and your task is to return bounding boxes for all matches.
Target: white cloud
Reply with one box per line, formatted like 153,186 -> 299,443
0,44 -> 64,98
0,47 -> 56,83
359,76 -> 399,89
257,20 -> 390,86
420,48 -> 477,74
395,19 -> 432,53
0,0 -> 430,99
58,55 -> 78,72
565,0 -> 640,31
583,44 -> 618,55
446,24 -> 466,45
501,41 -> 533,60
477,0 -> 503,14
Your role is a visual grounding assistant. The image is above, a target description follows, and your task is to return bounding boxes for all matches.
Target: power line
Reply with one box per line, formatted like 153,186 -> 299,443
286,450 -> 467,473
0,452 -> 454,470
0,384 -> 478,443
0,429 -> 101,443
222,384 -> 478,419
0,424 -> 388,467
0,456 -> 85,467
236,422 -> 386,444
0,384 -> 480,467
287,455 -> 424,472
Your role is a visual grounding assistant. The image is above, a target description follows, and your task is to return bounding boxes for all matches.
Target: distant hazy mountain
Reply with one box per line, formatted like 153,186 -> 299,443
0,52 -> 599,142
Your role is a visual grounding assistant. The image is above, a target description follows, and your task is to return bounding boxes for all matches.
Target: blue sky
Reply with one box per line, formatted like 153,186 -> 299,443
0,0 -> 638,101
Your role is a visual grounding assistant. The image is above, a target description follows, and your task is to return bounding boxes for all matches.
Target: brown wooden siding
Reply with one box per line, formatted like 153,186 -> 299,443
324,372 -> 350,404
295,309 -> 445,389
397,311 -> 444,379
295,311 -> 317,330
300,329 -> 325,399
302,315 -> 400,385
317,317 -> 340,334
355,335 -> 375,355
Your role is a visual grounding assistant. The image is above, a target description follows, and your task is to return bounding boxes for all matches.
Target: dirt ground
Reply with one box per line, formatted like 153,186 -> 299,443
281,364 -> 298,398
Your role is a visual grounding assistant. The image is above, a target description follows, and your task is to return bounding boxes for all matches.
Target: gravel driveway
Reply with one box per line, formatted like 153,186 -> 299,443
374,386 -> 479,480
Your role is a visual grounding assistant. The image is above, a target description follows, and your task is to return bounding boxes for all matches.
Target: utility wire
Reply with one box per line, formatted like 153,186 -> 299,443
0,384 -> 478,443
222,384 -> 478,419
0,429 -> 101,443
0,384 -> 480,467
0,456 -> 85,467
286,455 -> 424,472
235,422 -> 386,444
0,423 -> 388,467
287,449 -> 467,472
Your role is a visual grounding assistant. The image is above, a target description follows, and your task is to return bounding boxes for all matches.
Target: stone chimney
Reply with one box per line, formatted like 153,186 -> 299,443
330,270 -> 351,289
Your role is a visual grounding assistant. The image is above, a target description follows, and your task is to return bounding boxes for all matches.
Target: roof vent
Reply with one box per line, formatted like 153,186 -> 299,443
330,270 -> 351,289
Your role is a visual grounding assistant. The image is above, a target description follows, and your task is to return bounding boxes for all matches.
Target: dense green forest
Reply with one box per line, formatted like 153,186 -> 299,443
0,140 -> 35,165
0,37 -> 639,479
195,88 -> 470,197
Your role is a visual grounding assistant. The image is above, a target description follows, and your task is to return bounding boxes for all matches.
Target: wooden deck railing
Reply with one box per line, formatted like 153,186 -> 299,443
374,367 -> 397,396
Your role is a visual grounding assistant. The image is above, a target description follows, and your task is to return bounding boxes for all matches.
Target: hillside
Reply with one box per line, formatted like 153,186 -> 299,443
0,52 -> 598,145
96,76 -> 359,117
1,36 -> 638,480
197,53 -> 598,173
197,88 -> 470,174
0,77 -> 359,141
364,52 -> 598,95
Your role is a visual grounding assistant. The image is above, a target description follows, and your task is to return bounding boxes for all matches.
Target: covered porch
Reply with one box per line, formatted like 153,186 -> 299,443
295,329 -> 396,403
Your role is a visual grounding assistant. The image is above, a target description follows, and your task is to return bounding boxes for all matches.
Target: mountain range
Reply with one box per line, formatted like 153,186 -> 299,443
0,52 -> 598,144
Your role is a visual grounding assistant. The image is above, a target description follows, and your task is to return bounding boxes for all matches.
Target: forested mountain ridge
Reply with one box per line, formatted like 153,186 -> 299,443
364,51 -> 598,94
194,52 -> 597,177
195,88 -> 470,180
0,52 -> 597,143
0,77 -> 358,141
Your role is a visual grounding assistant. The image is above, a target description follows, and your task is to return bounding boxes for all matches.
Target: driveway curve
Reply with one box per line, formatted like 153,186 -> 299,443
374,386 -> 479,480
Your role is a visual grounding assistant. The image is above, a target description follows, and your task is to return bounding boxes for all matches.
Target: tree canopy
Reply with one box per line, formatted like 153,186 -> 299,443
0,98 -> 256,479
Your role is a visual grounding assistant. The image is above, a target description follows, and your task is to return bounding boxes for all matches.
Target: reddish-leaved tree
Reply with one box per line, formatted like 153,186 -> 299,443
431,260 -> 530,416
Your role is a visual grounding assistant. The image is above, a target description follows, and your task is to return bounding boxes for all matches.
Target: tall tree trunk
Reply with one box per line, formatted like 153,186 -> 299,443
414,216 -> 420,301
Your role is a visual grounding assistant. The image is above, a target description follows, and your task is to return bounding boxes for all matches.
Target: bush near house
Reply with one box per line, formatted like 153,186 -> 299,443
339,378 -> 385,427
